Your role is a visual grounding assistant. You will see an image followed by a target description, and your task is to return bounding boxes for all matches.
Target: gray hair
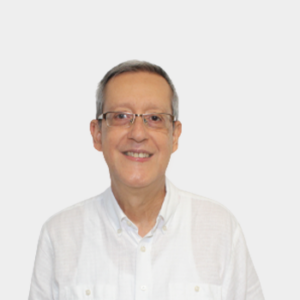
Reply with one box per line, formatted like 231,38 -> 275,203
95,60 -> 179,121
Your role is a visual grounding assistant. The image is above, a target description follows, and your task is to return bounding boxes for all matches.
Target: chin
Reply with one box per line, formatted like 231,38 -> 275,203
117,172 -> 158,189
126,176 -> 150,188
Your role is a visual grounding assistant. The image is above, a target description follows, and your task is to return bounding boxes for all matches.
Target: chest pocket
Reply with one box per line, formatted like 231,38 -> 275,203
64,284 -> 117,300
169,283 -> 221,300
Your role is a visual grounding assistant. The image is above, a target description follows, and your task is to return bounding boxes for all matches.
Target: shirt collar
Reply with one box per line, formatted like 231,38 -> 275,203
103,177 -> 180,234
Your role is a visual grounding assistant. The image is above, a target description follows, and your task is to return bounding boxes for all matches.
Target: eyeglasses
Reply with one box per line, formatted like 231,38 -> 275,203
98,112 -> 176,130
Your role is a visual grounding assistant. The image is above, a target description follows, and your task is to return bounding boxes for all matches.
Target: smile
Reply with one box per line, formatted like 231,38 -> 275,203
124,152 -> 151,158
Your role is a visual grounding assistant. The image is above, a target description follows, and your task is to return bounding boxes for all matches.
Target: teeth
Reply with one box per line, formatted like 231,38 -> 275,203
126,152 -> 150,158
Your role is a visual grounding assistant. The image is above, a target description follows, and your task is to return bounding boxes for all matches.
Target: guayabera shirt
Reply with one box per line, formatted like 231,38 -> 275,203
29,178 -> 264,300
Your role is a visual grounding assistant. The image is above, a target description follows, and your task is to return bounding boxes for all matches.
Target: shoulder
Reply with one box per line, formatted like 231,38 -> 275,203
42,192 -> 105,239
174,184 -> 240,234
178,188 -> 234,215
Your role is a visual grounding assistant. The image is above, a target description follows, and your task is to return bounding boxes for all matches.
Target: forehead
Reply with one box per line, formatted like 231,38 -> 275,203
103,72 -> 172,112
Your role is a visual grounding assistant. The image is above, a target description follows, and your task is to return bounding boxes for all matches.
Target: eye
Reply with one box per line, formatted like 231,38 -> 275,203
149,114 -> 162,122
115,113 -> 128,119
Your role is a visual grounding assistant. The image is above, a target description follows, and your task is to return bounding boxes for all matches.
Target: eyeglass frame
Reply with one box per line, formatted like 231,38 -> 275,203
97,111 -> 177,128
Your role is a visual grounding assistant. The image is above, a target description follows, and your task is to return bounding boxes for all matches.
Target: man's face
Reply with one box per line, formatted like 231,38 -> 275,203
90,71 -> 182,189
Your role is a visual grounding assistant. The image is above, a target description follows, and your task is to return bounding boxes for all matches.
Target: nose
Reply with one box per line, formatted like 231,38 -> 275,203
127,114 -> 148,142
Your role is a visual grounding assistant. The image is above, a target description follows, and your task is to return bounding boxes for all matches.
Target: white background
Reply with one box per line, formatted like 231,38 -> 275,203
0,1 -> 299,299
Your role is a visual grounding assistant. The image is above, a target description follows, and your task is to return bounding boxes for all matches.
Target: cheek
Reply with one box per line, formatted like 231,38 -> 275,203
101,129 -> 126,157
151,132 -> 174,155
101,131 -> 116,159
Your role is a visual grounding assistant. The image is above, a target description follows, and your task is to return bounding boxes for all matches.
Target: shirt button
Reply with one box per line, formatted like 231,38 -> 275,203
127,220 -> 132,226
86,289 -> 91,295
162,225 -> 167,231
141,285 -> 147,291
140,246 -> 146,252
117,229 -> 122,234
194,286 -> 200,292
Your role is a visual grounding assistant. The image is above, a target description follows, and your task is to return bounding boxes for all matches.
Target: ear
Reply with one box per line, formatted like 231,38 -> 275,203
90,120 -> 103,152
172,121 -> 182,153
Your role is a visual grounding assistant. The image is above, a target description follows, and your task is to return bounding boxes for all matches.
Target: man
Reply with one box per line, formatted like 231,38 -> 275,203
29,60 -> 264,299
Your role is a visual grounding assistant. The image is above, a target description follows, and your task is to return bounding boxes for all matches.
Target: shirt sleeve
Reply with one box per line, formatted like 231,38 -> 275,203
28,224 -> 57,300
221,224 -> 265,300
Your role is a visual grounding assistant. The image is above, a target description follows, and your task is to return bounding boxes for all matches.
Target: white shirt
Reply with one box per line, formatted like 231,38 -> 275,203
29,178 -> 264,300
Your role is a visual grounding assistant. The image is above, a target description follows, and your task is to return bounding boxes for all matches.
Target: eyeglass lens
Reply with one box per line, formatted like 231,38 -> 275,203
105,112 -> 171,129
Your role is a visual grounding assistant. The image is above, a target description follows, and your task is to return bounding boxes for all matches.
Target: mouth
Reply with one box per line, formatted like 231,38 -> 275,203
122,150 -> 153,161
124,151 -> 152,158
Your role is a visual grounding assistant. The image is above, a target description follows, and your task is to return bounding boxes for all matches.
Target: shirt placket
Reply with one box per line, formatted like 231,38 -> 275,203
134,234 -> 153,300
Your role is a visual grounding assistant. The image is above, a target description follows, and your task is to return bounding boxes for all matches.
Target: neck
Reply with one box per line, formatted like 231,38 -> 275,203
111,176 -> 166,237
